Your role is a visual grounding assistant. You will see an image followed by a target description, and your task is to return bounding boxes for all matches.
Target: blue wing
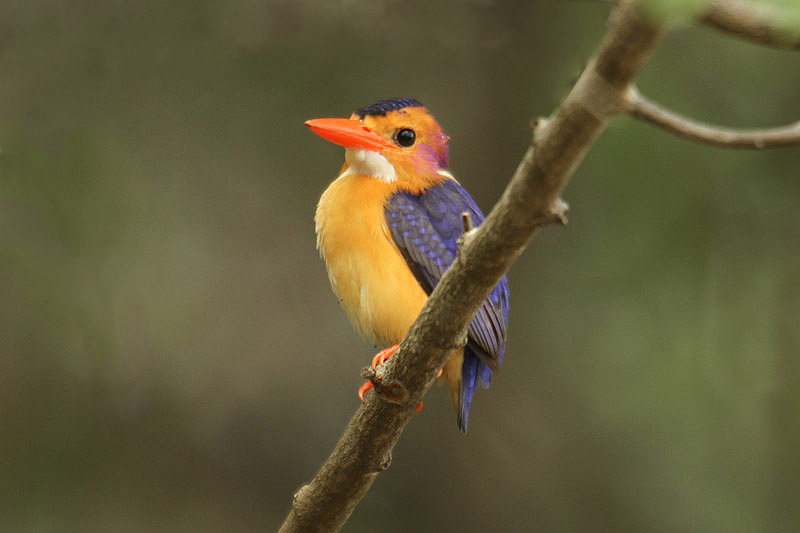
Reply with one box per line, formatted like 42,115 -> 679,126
385,178 -> 510,432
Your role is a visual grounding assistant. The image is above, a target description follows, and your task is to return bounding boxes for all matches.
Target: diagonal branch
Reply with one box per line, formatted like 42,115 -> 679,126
278,2 -> 665,531
701,0 -> 800,50
624,86 -> 800,148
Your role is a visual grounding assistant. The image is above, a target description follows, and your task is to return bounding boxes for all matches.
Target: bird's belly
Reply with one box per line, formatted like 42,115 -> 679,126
315,174 -> 428,346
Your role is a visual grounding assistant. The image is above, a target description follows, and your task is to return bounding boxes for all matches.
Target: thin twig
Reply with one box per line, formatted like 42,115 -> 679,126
278,2 -> 664,531
702,0 -> 800,50
624,86 -> 800,148
462,211 -> 474,233
457,212 -> 476,260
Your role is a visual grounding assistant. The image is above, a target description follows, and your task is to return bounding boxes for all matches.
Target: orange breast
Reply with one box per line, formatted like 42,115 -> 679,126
315,172 -> 428,346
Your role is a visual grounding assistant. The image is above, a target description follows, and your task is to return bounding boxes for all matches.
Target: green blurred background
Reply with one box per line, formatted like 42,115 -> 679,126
1,0 -> 799,531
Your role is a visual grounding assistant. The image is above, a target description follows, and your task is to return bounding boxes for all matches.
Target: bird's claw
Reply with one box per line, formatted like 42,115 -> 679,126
358,343 -> 429,410
358,380 -> 373,401
371,344 -> 399,369
358,344 -> 398,403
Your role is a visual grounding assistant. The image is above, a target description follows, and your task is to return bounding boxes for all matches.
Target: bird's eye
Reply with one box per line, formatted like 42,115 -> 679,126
395,128 -> 416,147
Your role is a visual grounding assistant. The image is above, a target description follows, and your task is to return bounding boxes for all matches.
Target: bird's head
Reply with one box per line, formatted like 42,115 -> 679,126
305,98 -> 450,193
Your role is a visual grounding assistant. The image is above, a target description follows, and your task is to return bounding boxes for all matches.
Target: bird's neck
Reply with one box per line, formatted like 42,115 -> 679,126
341,148 -> 397,183
339,148 -> 451,195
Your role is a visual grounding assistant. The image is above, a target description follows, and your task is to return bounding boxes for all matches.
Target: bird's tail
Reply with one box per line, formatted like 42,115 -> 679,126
456,346 -> 495,434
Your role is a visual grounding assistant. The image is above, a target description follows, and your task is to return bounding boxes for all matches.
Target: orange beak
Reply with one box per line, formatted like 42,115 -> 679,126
305,118 -> 397,153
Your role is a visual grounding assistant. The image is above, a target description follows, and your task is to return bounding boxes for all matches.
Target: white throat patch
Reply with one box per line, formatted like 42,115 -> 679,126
340,148 -> 397,183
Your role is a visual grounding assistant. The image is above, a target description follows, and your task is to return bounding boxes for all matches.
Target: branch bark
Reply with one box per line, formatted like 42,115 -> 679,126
702,0 -> 800,50
279,2 -> 664,531
625,86 -> 800,148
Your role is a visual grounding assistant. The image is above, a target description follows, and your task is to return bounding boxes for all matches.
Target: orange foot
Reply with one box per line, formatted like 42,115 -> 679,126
359,344 -> 399,403
371,344 -> 399,369
357,380 -> 373,402
357,344 -> 441,412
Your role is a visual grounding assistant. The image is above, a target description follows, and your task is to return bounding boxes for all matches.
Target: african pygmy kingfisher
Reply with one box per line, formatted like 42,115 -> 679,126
306,98 -> 509,433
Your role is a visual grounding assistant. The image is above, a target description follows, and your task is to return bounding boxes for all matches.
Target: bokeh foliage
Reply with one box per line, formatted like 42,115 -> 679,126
1,0 -> 798,531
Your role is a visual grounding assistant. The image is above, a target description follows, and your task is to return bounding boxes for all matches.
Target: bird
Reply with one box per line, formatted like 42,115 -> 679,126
305,98 -> 509,433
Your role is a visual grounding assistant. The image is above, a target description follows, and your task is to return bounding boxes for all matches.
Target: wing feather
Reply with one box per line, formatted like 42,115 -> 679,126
385,179 -> 509,367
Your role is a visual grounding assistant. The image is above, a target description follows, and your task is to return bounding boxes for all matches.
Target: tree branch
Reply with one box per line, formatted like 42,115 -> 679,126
278,2 -> 665,531
701,0 -> 800,50
624,86 -> 800,148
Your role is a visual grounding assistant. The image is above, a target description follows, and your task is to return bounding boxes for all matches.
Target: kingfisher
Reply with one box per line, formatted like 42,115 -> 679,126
306,98 -> 509,433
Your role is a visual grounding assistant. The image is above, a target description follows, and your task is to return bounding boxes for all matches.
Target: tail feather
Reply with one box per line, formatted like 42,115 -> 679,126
457,347 -> 497,433
445,346 -> 501,433
457,350 -> 478,433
